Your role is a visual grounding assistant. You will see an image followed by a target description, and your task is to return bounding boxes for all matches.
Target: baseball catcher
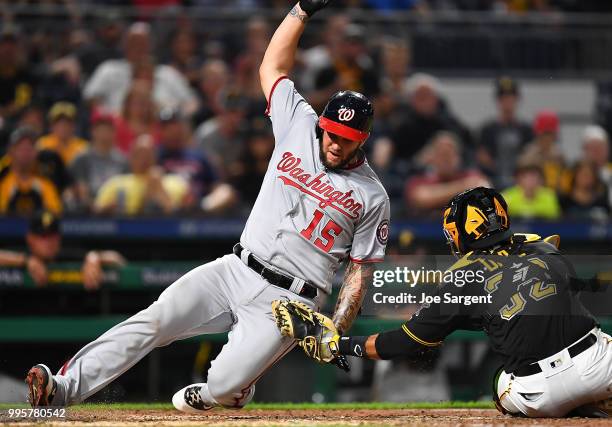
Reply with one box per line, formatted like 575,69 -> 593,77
274,187 -> 612,418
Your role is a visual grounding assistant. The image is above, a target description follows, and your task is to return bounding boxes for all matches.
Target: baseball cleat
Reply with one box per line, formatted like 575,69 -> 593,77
25,364 -> 57,407
172,384 -> 214,413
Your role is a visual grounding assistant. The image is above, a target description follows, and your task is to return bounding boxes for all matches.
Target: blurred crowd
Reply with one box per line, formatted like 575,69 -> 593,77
0,4 -> 611,223
2,0 -> 612,14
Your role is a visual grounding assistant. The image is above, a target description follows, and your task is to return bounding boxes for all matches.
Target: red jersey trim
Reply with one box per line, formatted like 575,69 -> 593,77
319,117 -> 369,142
349,256 -> 385,264
265,75 -> 289,116
59,359 -> 71,375
343,155 -> 366,170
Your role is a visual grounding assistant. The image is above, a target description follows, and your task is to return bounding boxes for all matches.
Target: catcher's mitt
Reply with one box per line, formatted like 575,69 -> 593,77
272,300 -> 349,372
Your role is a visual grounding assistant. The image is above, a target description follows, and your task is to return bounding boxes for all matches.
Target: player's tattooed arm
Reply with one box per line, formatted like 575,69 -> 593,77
289,4 -> 309,22
332,261 -> 374,335
259,3 -> 307,99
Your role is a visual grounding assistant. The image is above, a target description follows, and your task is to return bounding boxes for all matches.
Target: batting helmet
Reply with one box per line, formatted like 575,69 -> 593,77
443,187 -> 512,257
318,91 -> 373,142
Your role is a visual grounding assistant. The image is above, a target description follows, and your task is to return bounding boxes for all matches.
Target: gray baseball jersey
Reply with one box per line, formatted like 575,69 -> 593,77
42,77 -> 390,411
241,77 -> 390,293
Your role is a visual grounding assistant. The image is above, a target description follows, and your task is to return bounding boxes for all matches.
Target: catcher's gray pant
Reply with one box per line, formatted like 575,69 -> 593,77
51,254 -> 319,407
496,327 -> 612,417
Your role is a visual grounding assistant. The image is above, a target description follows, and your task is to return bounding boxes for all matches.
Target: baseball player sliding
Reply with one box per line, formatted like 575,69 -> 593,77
26,0 -> 390,412
274,187 -> 612,418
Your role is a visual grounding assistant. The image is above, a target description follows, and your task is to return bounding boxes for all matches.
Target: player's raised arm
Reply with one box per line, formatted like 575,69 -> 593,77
259,1 -> 330,100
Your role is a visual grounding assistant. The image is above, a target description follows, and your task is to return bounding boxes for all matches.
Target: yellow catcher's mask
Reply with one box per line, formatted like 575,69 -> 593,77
443,187 -> 512,257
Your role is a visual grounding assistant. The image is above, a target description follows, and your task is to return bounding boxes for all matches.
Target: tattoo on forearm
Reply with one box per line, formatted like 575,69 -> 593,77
333,262 -> 374,335
289,5 -> 308,23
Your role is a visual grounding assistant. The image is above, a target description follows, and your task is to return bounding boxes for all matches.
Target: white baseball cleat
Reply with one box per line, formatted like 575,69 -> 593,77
172,384 -> 214,413
25,364 -> 57,407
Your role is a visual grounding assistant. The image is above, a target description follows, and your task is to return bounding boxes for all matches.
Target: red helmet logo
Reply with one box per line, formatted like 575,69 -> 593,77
338,108 -> 355,122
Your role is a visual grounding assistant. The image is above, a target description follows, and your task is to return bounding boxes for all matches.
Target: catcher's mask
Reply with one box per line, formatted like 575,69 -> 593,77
443,187 -> 511,257
316,90 -> 374,143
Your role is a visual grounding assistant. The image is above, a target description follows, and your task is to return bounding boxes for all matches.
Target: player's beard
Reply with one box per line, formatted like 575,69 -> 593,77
318,138 -> 364,171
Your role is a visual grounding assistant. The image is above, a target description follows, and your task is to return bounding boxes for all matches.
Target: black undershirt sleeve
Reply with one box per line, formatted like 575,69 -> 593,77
338,335 -> 368,357
337,324 -> 442,360
376,327 -> 434,359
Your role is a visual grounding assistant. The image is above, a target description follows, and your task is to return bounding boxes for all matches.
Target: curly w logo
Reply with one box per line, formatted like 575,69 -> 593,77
338,108 -> 355,121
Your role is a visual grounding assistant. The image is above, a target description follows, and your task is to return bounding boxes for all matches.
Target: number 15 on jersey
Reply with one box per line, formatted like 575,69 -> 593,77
300,209 -> 342,253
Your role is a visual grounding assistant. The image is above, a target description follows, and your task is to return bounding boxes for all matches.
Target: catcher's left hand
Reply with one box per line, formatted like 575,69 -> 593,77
272,300 -> 350,372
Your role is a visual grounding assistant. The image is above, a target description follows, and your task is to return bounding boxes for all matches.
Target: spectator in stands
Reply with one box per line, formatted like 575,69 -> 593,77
37,30 -> 84,110
115,80 -> 160,155
74,9 -> 124,78
0,211 -> 126,290
0,110 -> 73,201
581,125 -> 611,196
502,161 -> 561,220
84,22 -> 198,117
555,124 -> 612,199
558,160 -> 609,220
94,135 -> 188,216
519,110 -> 565,190
404,131 -> 489,214
390,73 -> 472,162
37,102 -> 88,167
84,22 -> 149,114
311,24 -> 380,112
168,29 -> 202,88
191,60 -> 230,128
36,149 -> 74,200
300,14 -> 351,92
17,105 -> 45,138
195,92 -> 248,178
157,108 -> 236,213
0,104 -> 45,157
0,128 -> 62,216
379,37 -> 412,97
369,137 -> 412,216
477,77 -> 533,189
235,17 -> 271,100
229,119 -> 274,210
371,37 -> 412,141
70,113 -> 128,212
0,28 -> 36,123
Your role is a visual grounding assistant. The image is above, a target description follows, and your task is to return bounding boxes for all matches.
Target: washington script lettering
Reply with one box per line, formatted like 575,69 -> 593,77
277,152 -> 363,219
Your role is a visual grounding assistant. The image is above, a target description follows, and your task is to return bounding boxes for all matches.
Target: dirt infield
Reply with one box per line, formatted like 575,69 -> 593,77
2,408 -> 612,426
